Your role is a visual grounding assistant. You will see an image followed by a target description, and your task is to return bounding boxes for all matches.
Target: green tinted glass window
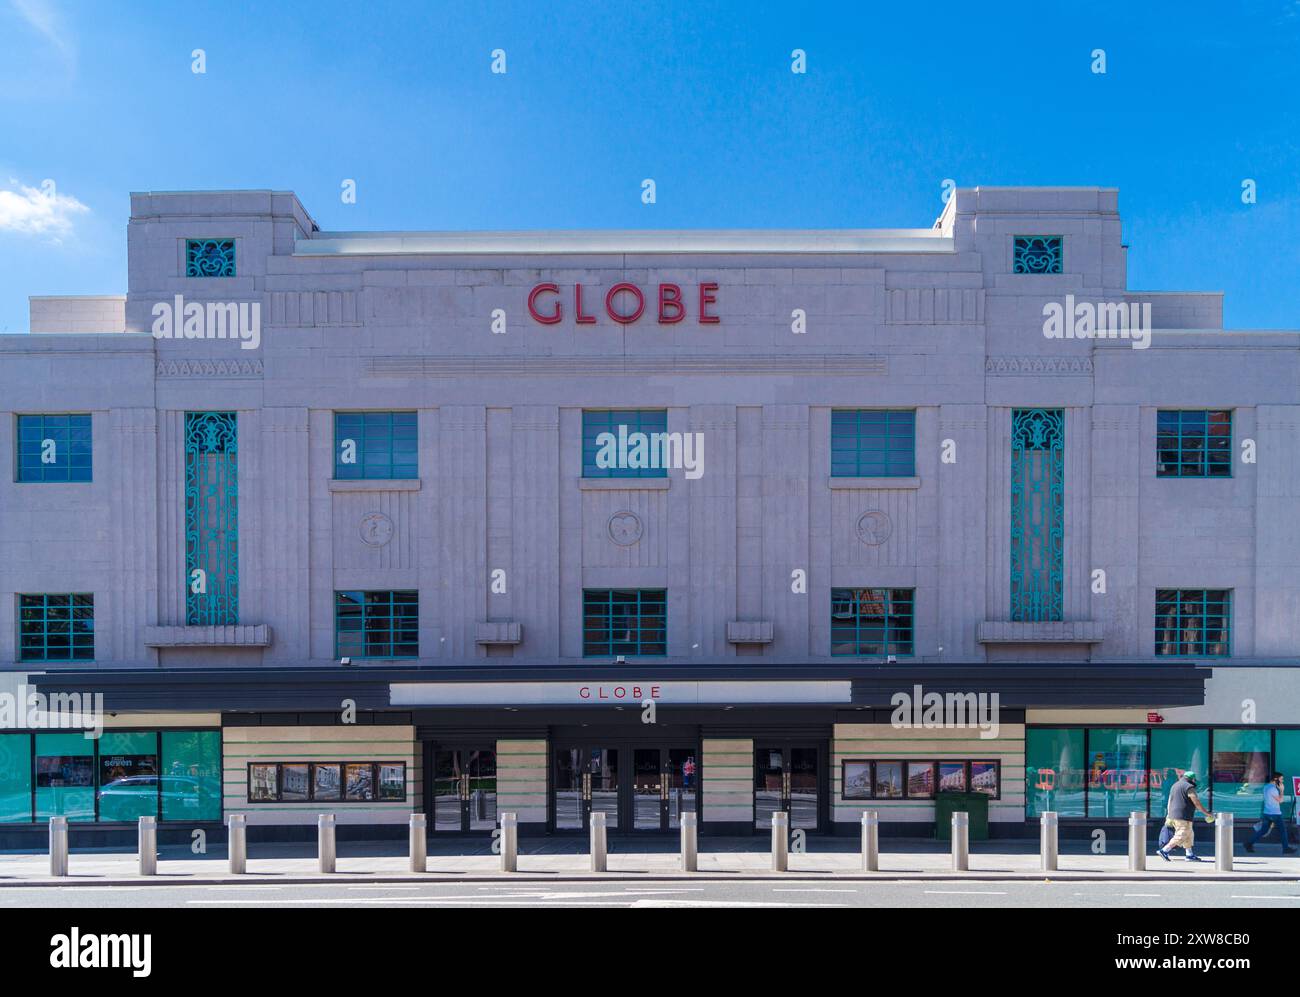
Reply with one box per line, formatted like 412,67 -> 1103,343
1211,728 -> 1270,820
35,732 -> 95,821
1086,728 -> 1148,818
97,732 -> 159,822
1025,728 -> 1085,817
1149,728 -> 1210,815
161,730 -> 222,821
0,734 -> 32,823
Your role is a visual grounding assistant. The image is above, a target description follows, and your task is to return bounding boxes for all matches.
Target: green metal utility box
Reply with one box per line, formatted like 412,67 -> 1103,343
935,792 -> 990,840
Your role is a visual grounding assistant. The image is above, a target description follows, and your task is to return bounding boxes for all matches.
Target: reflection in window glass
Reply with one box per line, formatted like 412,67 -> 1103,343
938,763 -> 966,793
0,734 -> 32,823
281,764 -> 310,802
1087,729 -> 1147,818
1211,729 -> 1270,820
97,731 -> 158,822
970,761 -> 999,797
313,764 -> 341,801
1275,731 -> 1300,809
1149,728 -> 1209,813
873,761 -> 903,799
161,730 -> 222,821
35,732 -> 95,821
1025,728 -> 1085,817
377,764 -> 405,801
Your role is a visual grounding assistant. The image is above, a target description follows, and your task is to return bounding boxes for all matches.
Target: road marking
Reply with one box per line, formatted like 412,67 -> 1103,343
923,890 -> 1007,895
772,888 -> 857,893
1229,895 -> 1300,900
1123,893 -> 1161,897
632,899 -> 850,908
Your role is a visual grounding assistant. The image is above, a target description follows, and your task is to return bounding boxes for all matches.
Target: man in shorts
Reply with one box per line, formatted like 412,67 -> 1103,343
1158,769 -> 1213,863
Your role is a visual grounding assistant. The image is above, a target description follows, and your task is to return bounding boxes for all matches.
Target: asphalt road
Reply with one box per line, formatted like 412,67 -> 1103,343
4,879 -> 1299,907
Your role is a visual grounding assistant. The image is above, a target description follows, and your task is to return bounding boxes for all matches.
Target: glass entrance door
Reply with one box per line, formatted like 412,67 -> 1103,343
431,747 -> 497,832
631,747 -> 699,831
554,746 -> 620,831
754,745 -> 820,831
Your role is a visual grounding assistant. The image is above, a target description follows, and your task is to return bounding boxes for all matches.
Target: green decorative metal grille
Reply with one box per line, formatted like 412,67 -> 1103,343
185,239 -> 236,277
333,411 -> 417,479
1155,589 -> 1231,657
1156,410 -> 1232,477
1010,408 -> 1064,622
582,589 -> 666,656
830,410 -> 916,477
581,410 -> 668,478
830,587 -> 914,656
18,594 -> 94,662
334,591 -> 418,658
1013,236 -> 1063,275
185,412 -> 238,625
16,413 -> 92,482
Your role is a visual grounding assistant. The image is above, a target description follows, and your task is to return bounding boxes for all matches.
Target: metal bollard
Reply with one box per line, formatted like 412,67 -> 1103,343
951,811 -> 970,871
409,812 -> 427,873
228,813 -> 247,874
1040,811 -> 1058,872
1215,812 -> 1234,872
49,816 -> 68,877
500,812 -> 518,872
861,811 -> 879,871
318,813 -> 336,874
680,812 -> 698,872
590,811 -> 607,872
138,815 -> 157,876
1128,811 -> 1147,871
771,811 -> 789,872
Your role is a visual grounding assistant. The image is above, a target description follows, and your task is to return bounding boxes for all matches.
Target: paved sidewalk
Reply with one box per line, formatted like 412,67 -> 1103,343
2,837 -> 1297,886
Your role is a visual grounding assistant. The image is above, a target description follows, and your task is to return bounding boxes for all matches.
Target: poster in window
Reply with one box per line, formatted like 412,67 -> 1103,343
37,755 -> 93,788
970,761 -> 999,797
345,763 -> 374,801
248,763 -> 278,802
842,761 -> 872,800
938,762 -> 967,793
906,762 -> 936,799
280,763 -> 310,802
99,753 -> 157,786
312,763 -> 341,801
873,761 -> 904,799
377,764 -> 405,801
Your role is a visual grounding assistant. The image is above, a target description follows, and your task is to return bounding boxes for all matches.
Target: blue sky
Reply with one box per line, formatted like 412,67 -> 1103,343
1,0 -> 1297,332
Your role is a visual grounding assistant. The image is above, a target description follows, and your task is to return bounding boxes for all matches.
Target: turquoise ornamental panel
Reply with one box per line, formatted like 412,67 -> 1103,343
185,238 -> 236,277
185,412 -> 238,625
1012,236 -> 1063,275
1010,408 -> 1064,622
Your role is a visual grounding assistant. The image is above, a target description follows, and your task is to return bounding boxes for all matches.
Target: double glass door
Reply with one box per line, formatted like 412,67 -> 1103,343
431,747 -> 497,832
555,746 -> 620,831
632,747 -> 698,831
754,745 -> 820,831
554,744 -> 699,832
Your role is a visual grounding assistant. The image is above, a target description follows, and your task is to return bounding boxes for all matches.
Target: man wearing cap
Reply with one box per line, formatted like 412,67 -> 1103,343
1158,769 -> 1213,863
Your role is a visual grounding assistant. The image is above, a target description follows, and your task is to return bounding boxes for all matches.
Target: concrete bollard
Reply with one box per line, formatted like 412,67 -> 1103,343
590,811 -> 607,872
1040,811 -> 1058,872
500,812 -> 518,872
1128,811 -> 1147,871
49,816 -> 68,878
951,812 -> 970,871
138,815 -> 157,876
318,813 -> 336,874
771,811 -> 789,872
228,813 -> 247,874
409,812 -> 427,873
861,811 -> 879,872
1215,812 -> 1234,872
680,812 -> 698,872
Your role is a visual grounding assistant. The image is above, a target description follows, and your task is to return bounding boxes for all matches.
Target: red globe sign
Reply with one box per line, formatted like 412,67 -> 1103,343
527,282 -> 720,325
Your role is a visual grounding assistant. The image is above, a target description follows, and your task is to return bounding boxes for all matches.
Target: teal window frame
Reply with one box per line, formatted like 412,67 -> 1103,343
185,238 -> 236,277
15,413 -> 92,482
1012,235 -> 1063,274
185,411 -> 239,626
333,411 -> 418,480
18,593 -> 94,662
1156,410 -> 1232,478
334,590 -> 419,659
830,587 -> 915,656
1155,589 -> 1231,657
1010,408 -> 1064,622
582,589 -> 667,656
830,410 -> 916,477
582,409 -> 669,478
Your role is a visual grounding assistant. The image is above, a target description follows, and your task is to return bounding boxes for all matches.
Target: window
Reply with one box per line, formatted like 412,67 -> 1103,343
1013,235 -> 1063,274
1210,729 -> 1270,821
582,589 -> 666,656
842,760 -> 999,800
1156,410 -> 1232,478
34,732 -> 95,821
335,591 -> 419,659
1085,728 -> 1147,818
1150,728 -> 1209,807
16,414 -> 91,482
19,594 -> 94,662
334,411 -> 417,479
1010,408 -> 1064,622
97,731 -> 159,822
830,588 -> 914,656
246,762 -> 405,803
906,762 -> 936,799
830,409 -> 915,477
1155,589 -> 1231,657
582,409 -> 668,478
186,238 -> 236,277
185,411 -> 238,626
0,734 -> 32,823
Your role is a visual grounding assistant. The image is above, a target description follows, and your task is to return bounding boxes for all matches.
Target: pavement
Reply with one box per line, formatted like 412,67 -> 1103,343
2,836 -> 1297,886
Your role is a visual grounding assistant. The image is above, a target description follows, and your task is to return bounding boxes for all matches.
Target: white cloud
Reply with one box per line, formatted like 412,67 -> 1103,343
9,0 -> 75,69
0,180 -> 89,239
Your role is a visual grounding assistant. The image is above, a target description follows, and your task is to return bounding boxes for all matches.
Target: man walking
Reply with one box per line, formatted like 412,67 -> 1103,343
1158,769 -> 1213,862
1243,772 -> 1297,854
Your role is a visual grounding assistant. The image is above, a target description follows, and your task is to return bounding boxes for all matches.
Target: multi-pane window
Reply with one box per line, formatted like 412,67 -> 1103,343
582,410 -> 668,478
333,412 -> 418,479
1012,235 -> 1063,274
830,410 -> 915,477
185,412 -> 238,626
335,591 -> 419,659
1156,410 -> 1232,478
842,760 -> 999,800
830,588 -> 914,656
16,414 -> 92,482
185,238 -> 236,277
1010,408 -> 1064,622
582,589 -> 666,656
18,594 -> 94,662
1155,589 -> 1231,657
247,761 -> 406,803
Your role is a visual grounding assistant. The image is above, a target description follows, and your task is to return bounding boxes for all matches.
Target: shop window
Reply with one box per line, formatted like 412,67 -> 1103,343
1012,235 -> 1063,274
0,734 -> 32,823
1085,728 -> 1147,818
1211,729 -> 1270,820
1149,728 -> 1210,808
581,409 -> 668,478
34,732 -> 95,821
830,409 -> 915,477
1156,410 -> 1232,478
333,411 -> 417,480
16,413 -> 92,482
830,587 -> 914,656
1025,728 -> 1086,817
97,731 -> 159,822
582,588 -> 666,656
1155,589 -> 1231,657
160,730 -> 222,821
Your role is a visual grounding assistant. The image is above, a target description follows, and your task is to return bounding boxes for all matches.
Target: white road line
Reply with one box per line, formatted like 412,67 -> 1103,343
1229,894 -> 1300,900
1123,893 -> 1161,897
772,888 -> 858,893
923,890 -> 1007,895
